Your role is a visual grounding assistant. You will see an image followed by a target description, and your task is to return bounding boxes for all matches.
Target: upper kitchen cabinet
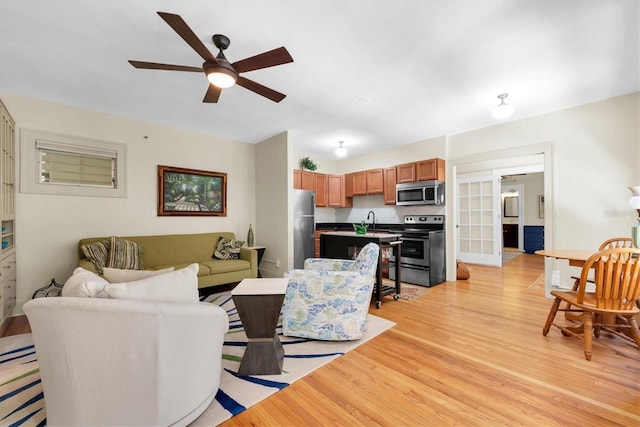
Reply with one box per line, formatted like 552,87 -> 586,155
352,171 -> 367,196
328,174 -> 352,208
344,172 -> 354,197
396,162 -> 417,183
366,169 -> 384,194
293,169 -> 301,189
315,173 -> 328,207
396,158 -> 446,183
416,158 -> 445,181
383,167 -> 397,205
300,170 -> 316,191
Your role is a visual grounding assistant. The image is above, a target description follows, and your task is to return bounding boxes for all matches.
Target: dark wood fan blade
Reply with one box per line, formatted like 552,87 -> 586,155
157,11 -> 217,63
232,47 -> 293,73
236,76 -> 286,103
203,84 -> 222,103
128,60 -> 202,72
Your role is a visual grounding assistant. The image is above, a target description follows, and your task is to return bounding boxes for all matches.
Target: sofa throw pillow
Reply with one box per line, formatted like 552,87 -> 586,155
107,236 -> 143,270
104,263 -> 199,303
61,267 -> 110,298
102,267 -> 174,283
80,240 -> 111,274
213,237 -> 244,260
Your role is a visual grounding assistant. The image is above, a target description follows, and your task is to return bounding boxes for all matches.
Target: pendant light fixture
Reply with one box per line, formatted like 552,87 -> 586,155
335,140 -> 347,157
491,93 -> 515,119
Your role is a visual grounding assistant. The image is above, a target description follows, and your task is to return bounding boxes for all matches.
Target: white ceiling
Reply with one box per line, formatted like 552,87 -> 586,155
0,1 -> 638,159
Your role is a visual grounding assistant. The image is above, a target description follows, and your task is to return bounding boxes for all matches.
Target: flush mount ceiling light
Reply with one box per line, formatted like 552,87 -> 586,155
491,93 -> 515,119
335,141 -> 347,157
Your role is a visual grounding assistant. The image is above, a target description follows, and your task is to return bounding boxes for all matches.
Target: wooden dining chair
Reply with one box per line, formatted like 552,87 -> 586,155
543,247 -> 640,360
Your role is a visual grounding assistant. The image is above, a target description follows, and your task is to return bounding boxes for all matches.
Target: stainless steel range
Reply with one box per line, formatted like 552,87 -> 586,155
388,215 -> 446,287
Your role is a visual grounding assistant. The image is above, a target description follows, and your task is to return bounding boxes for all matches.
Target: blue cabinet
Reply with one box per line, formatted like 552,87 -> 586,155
524,226 -> 544,254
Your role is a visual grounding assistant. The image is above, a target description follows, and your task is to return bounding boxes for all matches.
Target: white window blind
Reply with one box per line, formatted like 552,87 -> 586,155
21,129 -> 127,197
38,143 -> 116,187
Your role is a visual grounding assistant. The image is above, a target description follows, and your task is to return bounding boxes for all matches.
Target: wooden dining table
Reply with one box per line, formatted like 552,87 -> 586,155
534,249 -> 595,267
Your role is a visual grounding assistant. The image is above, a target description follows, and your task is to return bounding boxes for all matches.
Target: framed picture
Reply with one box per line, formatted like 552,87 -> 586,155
539,195 -> 545,218
158,165 -> 227,216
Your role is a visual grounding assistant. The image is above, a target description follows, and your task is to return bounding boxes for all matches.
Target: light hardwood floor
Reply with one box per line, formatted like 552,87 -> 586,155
3,254 -> 638,425
222,253 -> 639,426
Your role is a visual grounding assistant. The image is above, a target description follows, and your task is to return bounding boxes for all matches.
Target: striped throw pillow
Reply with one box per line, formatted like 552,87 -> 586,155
80,240 -> 111,274
107,236 -> 144,270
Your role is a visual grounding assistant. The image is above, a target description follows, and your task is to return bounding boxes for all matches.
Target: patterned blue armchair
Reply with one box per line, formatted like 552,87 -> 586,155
282,243 -> 380,340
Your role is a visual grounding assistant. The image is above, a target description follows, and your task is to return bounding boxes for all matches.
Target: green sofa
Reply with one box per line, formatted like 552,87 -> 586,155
78,232 -> 257,289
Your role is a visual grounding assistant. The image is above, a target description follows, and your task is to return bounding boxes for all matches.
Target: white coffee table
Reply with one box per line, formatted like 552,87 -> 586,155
231,278 -> 289,375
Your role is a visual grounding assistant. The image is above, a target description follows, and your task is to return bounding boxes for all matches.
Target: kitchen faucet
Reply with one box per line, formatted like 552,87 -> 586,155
366,210 -> 376,229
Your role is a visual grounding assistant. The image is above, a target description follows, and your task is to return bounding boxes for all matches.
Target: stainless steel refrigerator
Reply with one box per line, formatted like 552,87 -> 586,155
293,189 -> 315,269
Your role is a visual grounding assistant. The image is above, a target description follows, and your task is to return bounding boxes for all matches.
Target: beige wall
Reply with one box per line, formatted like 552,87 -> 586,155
2,92 -> 256,310
448,92 -> 638,251
255,131 -> 290,277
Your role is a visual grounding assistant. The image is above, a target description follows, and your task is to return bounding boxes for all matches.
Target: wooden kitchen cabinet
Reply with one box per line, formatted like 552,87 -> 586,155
396,162 -> 417,183
352,171 -> 367,195
300,170 -> 316,191
344,173 -> 354,197
315,173 -> 328,207
416,158 -> 445,181
328,174 -> 352,208
293,169 -> 301,189
383,167 -> 396,205
366,169 -> 384,194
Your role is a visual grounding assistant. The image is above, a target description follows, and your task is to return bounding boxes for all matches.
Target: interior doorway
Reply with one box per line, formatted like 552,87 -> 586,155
450,147 -> 550,274
501,182 -> 524,256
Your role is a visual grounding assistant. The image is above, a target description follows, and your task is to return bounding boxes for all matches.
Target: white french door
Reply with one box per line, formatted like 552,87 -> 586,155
457,175 -> 501,266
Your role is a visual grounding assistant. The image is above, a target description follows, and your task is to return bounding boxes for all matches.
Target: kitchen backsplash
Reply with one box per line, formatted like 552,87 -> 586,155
316,194 -> 445,225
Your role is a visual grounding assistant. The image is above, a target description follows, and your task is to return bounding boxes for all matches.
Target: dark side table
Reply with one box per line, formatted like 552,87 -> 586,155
231,278 -> 288,376
246,245 -> 266,277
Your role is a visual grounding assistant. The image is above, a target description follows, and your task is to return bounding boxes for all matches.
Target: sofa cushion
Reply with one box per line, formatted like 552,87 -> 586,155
108,236 -> 144,270
213,237 -> 244,260
80,240 -> 111,274
104,263 -> 199,303
61,267 -> 110,298
200,259 -> 251,274
102,267 -> 175,283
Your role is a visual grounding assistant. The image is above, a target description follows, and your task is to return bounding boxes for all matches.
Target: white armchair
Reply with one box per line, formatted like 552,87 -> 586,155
23,297 -> 229,427
282,243 -> 380,341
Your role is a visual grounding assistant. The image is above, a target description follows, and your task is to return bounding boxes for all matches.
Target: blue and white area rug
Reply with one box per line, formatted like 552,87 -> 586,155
0,293 -> 395,426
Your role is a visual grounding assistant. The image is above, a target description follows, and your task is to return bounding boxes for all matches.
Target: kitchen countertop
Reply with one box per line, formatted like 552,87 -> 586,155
319,231 -> 402,239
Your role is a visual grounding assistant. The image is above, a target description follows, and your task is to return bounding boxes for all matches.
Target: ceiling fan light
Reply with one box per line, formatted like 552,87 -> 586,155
207,70 -> 236,88
491,93 -> 515,119
335,141 -> 347,157
204,63 -> 237,88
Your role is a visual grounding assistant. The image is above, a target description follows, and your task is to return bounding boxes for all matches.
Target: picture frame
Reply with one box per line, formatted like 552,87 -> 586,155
158,165 -> 227,216
539,195 -> 545,219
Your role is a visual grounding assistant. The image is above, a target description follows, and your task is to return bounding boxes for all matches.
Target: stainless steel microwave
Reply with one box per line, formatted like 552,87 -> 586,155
396,180 -> 445,206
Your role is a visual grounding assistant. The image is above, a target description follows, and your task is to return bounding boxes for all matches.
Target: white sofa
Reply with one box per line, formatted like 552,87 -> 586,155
23,297 -> 229,426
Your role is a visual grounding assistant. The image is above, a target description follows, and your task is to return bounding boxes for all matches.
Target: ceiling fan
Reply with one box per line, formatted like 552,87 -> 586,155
129,11 -> 293,103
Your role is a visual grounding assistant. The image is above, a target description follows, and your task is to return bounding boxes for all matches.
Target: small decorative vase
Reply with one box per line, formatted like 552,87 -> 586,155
247,224 -> 254,247
353,221 -> 369,235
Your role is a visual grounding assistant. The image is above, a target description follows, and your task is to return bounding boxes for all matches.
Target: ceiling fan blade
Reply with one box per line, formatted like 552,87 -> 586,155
128,60 -> 202,72
232,47 -> 293,73
203,84 -> 222,103
236,76 -> 286,103
157,11 -> 218,63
